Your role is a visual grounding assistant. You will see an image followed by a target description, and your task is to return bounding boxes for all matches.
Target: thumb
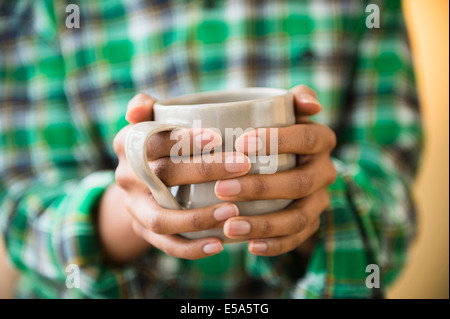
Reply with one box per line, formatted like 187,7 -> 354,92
125,93 -> 156,124
290,85 -> 322,116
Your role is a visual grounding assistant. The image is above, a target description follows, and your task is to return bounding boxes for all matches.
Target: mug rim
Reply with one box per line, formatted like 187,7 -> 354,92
154,87 -> 289,108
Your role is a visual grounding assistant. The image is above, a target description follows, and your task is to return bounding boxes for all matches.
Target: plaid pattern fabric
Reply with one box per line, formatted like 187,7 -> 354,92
0,0 -> 422,298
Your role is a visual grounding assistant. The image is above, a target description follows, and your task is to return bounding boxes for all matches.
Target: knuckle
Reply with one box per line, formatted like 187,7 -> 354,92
253,176 -> 267,196
189,210 -> 202,230
148,132 -> 173,160
146,135 -> 162,160
196,158 -> 214,179
312,218 -> 321,232
294,173 -> 313,197
302,127 -> 317,152
113,128 -> 128,156
151,158 -> 172,184
181,246 -> 197,260
328,129 -> 337,150
164,244 -> 196,260
277,132 -> 286,149
295,210 -> 309,233
147,212 -> 164,234
316,218 -> 321,229
115,165 -> 133,190
182,246 -> 202,260
328,163 -> 338,185
262,220 -> 273,236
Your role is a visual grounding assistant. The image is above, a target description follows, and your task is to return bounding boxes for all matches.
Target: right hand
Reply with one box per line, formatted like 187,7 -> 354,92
112,93 -> 251,260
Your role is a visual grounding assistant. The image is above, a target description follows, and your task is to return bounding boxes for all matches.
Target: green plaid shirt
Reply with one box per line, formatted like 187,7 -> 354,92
0,0 -> 422,299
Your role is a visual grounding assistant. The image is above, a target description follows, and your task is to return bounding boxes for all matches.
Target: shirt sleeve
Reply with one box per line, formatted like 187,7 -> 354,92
0,1 -> 125,298
245,0 -> 423,298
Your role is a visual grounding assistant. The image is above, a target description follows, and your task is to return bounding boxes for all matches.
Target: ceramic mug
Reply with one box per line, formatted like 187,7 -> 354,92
125,87 -> 296,242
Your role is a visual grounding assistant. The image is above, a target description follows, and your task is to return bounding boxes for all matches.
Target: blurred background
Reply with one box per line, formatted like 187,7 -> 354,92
0,0 -> 448,299
387,0 -> 449,299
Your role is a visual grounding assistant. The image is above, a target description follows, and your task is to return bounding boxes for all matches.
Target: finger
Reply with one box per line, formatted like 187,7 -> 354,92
113,125 -> 153,193
296,115 -> 312,124
127,194 -> 239,235
223,189 -> 329,239
126,93 -> 156,124
291,85 -> 322,116
115,159 -> 149,193
113,125 -> 130,158
149,152 -> 250,187
114,126 -> 221,162
215,156 -> 337,201
132,221 -> 224,259
235,124 -> 337,156
146,127 -> 222,161
235,125 -> 337,157
247,218 -> 321,256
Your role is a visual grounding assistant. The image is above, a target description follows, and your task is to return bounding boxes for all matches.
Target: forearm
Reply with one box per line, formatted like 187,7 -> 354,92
97,183 -> 151,265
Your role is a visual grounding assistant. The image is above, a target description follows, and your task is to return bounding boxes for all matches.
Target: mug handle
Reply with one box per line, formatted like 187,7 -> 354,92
125,121 -> 186,210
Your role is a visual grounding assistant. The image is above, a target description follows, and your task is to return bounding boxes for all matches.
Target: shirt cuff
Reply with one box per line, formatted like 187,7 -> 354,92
51,170 -> 124,298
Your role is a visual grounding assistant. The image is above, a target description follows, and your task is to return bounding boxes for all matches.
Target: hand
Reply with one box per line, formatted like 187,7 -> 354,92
109,94 -> 252,260
216,85 -> 338,257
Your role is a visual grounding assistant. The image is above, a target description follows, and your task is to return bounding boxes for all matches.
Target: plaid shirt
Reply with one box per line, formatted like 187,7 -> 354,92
0,0 -> 422,299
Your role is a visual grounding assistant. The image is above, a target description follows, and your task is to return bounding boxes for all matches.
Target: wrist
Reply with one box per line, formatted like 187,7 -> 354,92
97,183 -> 151,265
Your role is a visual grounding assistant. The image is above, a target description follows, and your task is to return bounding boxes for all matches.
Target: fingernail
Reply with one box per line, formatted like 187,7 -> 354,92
194,129 -> 222,150
227,220 -> 251,236
214,204 -> 238,221
125,104 -> 145,121
129,94 -> 149,108
235,135 -> 263,154
203,242 -> 223,255
250,241 -> 268,253
298,94 -> 322,109
224,154 -> 250,173
215,179 -> 241,196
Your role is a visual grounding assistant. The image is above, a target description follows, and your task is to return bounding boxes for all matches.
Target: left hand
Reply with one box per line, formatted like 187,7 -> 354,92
217,85 -> 338,256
